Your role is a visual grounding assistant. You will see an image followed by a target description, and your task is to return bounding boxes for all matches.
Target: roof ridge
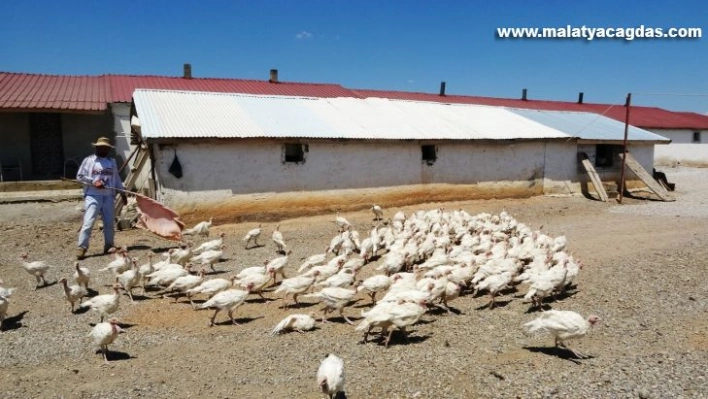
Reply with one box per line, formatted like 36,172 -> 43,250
352,87 -> 669,111
102,73 -> 345,87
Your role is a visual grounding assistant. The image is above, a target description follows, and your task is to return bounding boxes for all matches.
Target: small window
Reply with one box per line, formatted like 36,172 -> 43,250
283,143 -> 307,163
595,144 -> 621,168
422,145 -> 437,165
693,131 -> 701,143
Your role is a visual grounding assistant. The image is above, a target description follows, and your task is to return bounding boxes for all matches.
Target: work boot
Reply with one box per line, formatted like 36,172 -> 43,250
76,247 -> 87,260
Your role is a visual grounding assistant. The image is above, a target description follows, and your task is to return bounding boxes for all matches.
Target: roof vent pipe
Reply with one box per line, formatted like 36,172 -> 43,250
183,63 -> 192,79
521,88 -> 528,101
439,81 -> 446,96
269,69 -> 278,83
578,92 -> 584,104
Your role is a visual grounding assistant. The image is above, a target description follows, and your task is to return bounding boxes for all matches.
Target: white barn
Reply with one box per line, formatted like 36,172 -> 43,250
130,89 -> 669,221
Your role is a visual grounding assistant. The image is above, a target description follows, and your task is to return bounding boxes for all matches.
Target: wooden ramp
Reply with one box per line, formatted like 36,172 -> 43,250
619,152 -> 675,202
114,144 -> 151,221
578,153 -> 609,202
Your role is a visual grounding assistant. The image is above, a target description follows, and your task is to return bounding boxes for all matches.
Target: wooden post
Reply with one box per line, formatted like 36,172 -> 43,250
618,93 -> 631,204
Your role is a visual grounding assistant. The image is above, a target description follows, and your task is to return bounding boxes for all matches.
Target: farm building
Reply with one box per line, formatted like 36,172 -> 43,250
358,88 -> 708,168
0,69 -> 352,181
129,89 -> 669,220
0,73 -> 114,181
506,108 -> 670,195
0,68 -> 695,194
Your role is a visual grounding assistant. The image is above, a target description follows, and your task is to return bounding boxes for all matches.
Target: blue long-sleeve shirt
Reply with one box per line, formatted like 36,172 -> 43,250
76,154 -> 125,197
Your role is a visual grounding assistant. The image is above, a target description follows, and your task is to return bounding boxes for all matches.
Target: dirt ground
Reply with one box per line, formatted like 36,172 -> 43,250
0,167 -> 707,398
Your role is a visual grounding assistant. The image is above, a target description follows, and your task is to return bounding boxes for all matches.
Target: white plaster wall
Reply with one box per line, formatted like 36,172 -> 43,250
650,128 -> 708,167
542,140 -> 579,195
649,128 -> 704,144
151,139 -> 552,207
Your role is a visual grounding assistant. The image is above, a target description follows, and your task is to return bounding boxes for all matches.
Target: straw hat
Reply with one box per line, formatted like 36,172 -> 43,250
92,137 -> 114,148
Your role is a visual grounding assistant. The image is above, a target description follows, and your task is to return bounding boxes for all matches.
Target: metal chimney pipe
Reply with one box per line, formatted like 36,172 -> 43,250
439,81 -> 446,96
578,92 -> 584,104
521,88 -> 528,101
183,63 -> 192,79
269,69 -> 278,83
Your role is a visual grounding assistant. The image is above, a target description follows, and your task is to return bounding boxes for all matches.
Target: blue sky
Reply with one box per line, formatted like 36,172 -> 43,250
2,0 -> 707,113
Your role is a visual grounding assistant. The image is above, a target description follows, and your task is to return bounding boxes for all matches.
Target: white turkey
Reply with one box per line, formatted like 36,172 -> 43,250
19,253 -> 52,289
0,279 -> 16,299
115,259 -> 141,302
59,277 -> 88,313
0,294 -> 9,333
193,232 -> 226,254
80,285 -> 121,322
265,250 -> 292,286
73,262 -> 91,290
475,271 -> 514,309
326,234 -> 344,255
383,300 -> 427,348
334,210 -> 352,232
138,253 -> 156,290
355,300 -> 397,344
198,288 -> 250,326
189,247 -> 224,272
243,224 -> 262,249
341,258 -> 365,274
185,276 -> 235,306
236,272 -> 270,300
356,274 -> 391,305
371,204 -> 383,221
183,217 -> 213,237
271,313 -> 317,335
303,287 -> 357,324
272,224 -> 287,254
317,353 -> 345,399
523,264 -> 568,310
297,249 -> 329,273
89,318 -> 125,363
235,265 -> 266,281
166,269 -> 206,305
316,269 -> 355,289
274,273 -> 317,308
439,281 -> 462,313
99,251 -> 132,275
145,265 -> 189,288
305,258 -> 346,283
523,310 -> 601,359
169,244 -> 193,266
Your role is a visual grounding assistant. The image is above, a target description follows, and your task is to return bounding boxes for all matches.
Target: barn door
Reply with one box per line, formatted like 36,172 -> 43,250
29,113 -> 64,178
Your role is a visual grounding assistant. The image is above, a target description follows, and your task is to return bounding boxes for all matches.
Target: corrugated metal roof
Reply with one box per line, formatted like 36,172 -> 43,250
133,89 -> 569,141
0,72 -> 108,111
107,75 -> 359,102
2,71 -> 707,130
354,88 -> 708,130
507,108 -> 671,142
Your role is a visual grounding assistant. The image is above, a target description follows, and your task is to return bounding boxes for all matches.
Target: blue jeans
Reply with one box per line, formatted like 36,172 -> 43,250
78,194 -> 115,250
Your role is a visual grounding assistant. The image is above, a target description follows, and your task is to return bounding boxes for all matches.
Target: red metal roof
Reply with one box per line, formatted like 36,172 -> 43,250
353,89 -> 708,130
106,75 -> 360,102
0,72 -> 108,111
1,71 -> 707,130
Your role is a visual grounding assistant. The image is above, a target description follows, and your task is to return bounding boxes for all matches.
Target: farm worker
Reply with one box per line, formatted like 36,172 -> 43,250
75,137 -> 127,260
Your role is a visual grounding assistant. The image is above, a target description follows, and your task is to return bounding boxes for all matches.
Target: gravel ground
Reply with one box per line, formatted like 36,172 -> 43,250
1,167 -> 707,399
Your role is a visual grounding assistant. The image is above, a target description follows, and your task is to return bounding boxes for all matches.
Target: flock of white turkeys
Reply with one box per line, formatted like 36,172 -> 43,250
3,203 -> 601,396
